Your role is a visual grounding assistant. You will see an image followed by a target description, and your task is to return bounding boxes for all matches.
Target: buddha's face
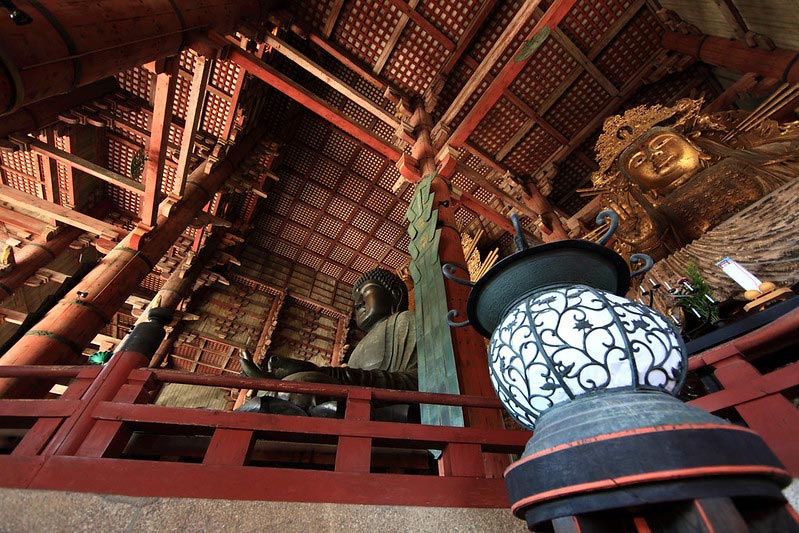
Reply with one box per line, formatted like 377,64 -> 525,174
353,282 -> 395,332
620,129 -> 702,192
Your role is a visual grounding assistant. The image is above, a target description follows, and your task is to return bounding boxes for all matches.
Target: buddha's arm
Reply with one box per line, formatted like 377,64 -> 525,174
269,356 -> 417,390
313,366 -> 417,390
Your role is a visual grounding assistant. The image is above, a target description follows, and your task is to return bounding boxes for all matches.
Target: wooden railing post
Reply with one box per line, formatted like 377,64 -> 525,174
10,366 -> 99,457
75,368 -> 158,458
335,388 -> 373,473
203,429 -> 255,466
439,442 -> 485,477
712,354 -> 799,474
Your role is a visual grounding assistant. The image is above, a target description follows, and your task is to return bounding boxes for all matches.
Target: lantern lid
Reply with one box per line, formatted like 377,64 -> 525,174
466,239 -> 631,337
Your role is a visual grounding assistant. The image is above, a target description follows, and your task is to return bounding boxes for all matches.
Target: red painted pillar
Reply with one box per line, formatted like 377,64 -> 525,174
0,125 -> 266,397
0,0 -> 267,114
0,225 -> 84,304
412,105 -> 508,476
662,31 -> 799,83
523,188 -> 569,242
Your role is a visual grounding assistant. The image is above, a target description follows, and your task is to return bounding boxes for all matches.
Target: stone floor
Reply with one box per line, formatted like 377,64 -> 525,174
1,481 -> 796,532
0,488 -> 528,533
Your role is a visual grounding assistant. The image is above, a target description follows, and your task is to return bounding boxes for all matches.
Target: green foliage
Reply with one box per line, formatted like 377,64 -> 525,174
677,261 -> 718,323
88,350 -> 113,365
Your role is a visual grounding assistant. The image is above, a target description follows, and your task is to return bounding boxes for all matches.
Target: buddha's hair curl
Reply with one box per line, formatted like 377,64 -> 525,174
352,268 -> 409,312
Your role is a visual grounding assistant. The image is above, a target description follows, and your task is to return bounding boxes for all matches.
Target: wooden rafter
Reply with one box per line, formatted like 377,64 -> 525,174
219,40 -> 403,161
9,135 -> 145,194
308,32 -> 403,97
456,190 -> 515,233
436,0 -> 542,130
264,34 -> 400,129
448,0 -> 580,148
175,55 -> 213,197
0,183 -> 121,239
426,0 -> 499,102
0,204 -> 50,236
385,0 -> 455,52
374,0 -> 421,75
141,60 -> 179,227
544,52 -> 663,174
713,0 -> 749,39
323,0 -> 347,38
452,159 -> 538,221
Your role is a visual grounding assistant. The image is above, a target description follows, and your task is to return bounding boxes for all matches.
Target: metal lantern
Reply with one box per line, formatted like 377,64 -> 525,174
444,210 -> 684,429
488,284 -> 685,430
444,211 -> 791,530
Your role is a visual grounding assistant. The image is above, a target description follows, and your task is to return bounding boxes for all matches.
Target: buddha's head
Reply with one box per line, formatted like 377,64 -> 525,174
618,127 -> 703,193
352,268 -> 408,331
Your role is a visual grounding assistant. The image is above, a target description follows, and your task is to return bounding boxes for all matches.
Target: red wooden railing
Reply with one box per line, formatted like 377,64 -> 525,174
0,305 -> 796,506
0,354 -> 529,507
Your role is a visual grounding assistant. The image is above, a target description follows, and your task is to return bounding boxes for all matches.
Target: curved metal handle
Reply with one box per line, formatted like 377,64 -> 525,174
442,263 -> 474,287
447,309 -> 471,328
595,210 -> 619,246
511,213 -> 529,252
629,253 -> 654,278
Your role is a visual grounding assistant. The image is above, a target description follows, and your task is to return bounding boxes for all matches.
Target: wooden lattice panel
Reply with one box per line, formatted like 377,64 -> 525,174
341,98 -> 375,129
105,137 -> 142,215
293,0 -> 335,34
140,271 -> 165,293
552,156 -> 595,203
334,0 -> 402,65
323,130 -> 360,167
594,8 -> 662,88
558,0 -> 635,54
200,92 -> 232,138
53,134 -> 72,206
115,66 -> 153,101
544,71 -> 613,138
470,96 -> 529,155
350,147 -> 385,181
419,0 -> 480,42
468,0 -> 523,63
384,24 -> 447,95
172,70 -> 193,121
510,38 -> 579,111
504,125 -> 561,176
1,149 -> 44,199
210,59 -> 240,97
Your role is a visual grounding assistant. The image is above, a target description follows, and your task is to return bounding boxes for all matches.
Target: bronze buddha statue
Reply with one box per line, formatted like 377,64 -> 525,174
239,267 -> 417,418
592,98 -> 797,261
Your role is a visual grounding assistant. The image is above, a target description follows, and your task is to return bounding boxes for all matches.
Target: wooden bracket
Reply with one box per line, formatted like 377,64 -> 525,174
129,223 -> 154,250
396,153 -> 420,183
436,144 -> 459,178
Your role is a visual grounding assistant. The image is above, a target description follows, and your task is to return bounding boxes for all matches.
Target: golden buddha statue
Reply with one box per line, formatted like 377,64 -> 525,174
591,97 -> 799,261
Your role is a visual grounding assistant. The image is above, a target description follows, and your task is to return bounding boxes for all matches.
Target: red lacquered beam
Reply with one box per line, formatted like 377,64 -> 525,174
92,402 -> 530,451
0,399 -> 80,417
688,305 -> 799,371
148,369 -> 506,409
0,366 -> 85,378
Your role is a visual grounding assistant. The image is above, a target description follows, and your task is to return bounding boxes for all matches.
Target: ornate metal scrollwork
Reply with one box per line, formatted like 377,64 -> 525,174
447,309 -> 470,328
488,284 -> 686,429
629,253 -> 654,278
594,210 -> 619,246
441,263 -> 474,287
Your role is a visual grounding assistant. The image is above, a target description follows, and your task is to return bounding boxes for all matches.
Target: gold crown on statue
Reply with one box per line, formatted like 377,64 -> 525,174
594,98 -> 704,173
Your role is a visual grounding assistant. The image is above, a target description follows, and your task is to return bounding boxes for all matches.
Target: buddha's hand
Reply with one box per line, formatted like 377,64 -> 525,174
268,356 -> 320,379
239,348 -> 275,379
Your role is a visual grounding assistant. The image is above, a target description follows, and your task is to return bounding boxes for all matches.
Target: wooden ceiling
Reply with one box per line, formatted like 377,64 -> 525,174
0,0 -> 722,375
